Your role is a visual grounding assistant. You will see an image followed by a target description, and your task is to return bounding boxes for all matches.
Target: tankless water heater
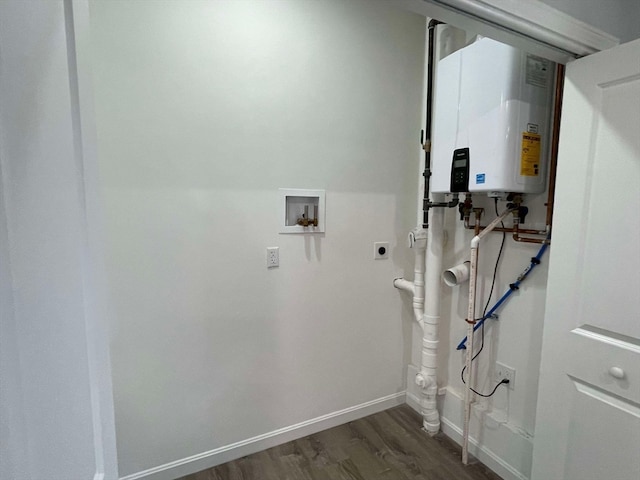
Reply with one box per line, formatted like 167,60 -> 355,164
430,37 -> 553,195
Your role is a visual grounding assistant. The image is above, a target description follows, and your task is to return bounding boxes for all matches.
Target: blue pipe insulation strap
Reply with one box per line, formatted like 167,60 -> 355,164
456,238 -> 550,350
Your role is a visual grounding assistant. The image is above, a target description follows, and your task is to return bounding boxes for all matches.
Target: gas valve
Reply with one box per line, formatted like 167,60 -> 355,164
507,193 -> 528,223
517,206 -> 529,223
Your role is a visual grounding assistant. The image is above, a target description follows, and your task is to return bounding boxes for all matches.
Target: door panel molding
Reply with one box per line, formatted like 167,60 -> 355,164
570,377 -> 640,418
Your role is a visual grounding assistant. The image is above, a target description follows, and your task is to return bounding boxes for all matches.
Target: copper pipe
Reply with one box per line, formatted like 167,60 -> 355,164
545,64 -> 565,230
464,218 -> 546,236
516,236 -> 550,245
467,225 -> 546,235
474,212 -> 481,236
513,221 -> 550,245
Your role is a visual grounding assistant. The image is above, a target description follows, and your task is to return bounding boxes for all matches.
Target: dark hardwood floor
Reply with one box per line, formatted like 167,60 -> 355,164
178,404 -> 502,480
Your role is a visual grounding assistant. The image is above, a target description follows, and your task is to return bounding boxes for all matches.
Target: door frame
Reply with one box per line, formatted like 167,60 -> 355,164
396,0 -> 618,63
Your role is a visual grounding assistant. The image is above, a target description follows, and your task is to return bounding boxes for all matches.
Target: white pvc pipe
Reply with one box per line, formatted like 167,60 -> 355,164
393,229 -> 427,329
393,222 -> 441,434
393,278 -> 415,296
462,244 -> 479,465
419,196 -> 445,435
413,245 -> 426,329
462,208 -> 514,464
443,261 -> 470,287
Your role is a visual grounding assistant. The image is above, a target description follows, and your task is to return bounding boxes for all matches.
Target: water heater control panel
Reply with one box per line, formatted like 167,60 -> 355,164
450,148 -> 470,193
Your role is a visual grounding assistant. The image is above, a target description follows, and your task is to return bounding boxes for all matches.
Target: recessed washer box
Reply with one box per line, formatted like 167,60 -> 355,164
279,189 -> 325,234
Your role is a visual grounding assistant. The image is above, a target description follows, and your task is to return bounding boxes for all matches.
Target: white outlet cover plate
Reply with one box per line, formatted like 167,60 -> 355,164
267,247 -> 279,268
495,361 -> 515,389
374,242 -> 389,260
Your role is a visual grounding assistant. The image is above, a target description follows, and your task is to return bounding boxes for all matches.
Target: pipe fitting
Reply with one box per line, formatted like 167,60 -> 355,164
409,228 -> 428,249
393,278 -> 415,295
421,395 -> 437,410
423,416 -> 440,436
415,372 -> 436,390
443,261 -> 470,287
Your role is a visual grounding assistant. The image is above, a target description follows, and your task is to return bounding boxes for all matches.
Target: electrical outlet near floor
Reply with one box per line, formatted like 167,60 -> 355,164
267,247 -> 279,268
495,362 -> 515,389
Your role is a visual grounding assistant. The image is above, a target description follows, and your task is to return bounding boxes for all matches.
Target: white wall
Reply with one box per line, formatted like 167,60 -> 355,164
0,1 -> 117,479
539,0 -> 640,43
0,144 -> 27,480
89,1 -> 425,477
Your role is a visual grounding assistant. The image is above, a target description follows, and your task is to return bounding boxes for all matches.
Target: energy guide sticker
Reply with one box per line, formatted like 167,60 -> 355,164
521,133 -> 541,177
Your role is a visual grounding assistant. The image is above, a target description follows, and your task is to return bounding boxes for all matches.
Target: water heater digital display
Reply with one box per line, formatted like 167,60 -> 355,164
430,37 -> 554,195
450,148 -> 470,193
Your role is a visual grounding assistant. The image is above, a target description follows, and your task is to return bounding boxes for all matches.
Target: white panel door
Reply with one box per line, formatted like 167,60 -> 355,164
531,39 -> 640,480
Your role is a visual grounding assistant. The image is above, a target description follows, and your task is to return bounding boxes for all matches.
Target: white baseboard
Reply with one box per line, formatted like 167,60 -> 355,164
406,391 -> 422,413
119,392 -> 406,480
441,418 -> 527,480
439,387 -> 532,480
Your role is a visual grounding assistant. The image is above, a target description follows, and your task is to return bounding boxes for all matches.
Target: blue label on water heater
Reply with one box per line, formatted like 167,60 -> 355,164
476,173 -> 486,184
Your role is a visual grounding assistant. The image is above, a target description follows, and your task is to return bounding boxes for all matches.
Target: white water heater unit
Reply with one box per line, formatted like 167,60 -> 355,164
430,37 -> 554,195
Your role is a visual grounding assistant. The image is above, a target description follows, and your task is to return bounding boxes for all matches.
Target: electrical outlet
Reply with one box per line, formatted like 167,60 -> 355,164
267,247 -> 279,268
374,242 -> 389,260
495,362 -> 515,390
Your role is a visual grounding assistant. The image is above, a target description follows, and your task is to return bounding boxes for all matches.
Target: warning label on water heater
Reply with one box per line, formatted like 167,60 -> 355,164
521,133 -> 541,177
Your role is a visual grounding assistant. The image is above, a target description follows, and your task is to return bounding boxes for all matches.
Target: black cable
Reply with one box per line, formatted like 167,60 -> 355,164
471,379 -> 510,398
482,198 -> 506,317
460,198 -> 508,397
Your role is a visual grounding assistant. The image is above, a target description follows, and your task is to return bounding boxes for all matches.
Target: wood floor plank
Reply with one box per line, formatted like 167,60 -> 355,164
341,439 -> 411,480
350,413 -> 444,479
379,409 -> 472,478
176,405 -> 503,480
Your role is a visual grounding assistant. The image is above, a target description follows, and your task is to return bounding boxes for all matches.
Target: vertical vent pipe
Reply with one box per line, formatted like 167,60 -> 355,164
418,194 -> 444,435
416,19 -> 448,437
397,19 -> 462,437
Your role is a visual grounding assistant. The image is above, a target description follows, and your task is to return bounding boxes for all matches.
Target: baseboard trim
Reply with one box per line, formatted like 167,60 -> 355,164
441,417 -> 528,480
405,391 -> 422,413
438,386 -> 533,480
119,392 -> 406,480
